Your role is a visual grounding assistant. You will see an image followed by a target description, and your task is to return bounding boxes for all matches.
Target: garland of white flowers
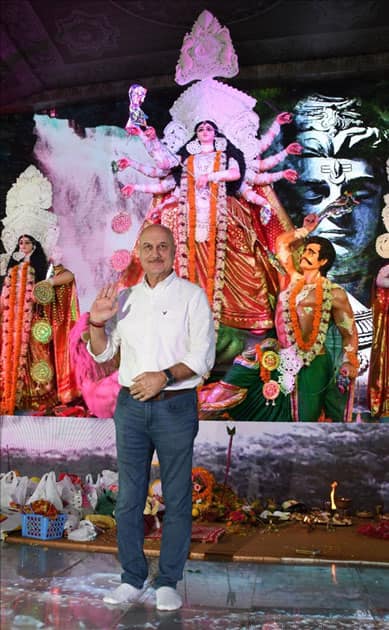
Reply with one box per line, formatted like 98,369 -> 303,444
283,277 -> 333,366
176,151 -> 228,330
256,278 -> 334,405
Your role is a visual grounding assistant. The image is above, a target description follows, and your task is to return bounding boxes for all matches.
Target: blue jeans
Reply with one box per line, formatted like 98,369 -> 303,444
113,387 -> 198,590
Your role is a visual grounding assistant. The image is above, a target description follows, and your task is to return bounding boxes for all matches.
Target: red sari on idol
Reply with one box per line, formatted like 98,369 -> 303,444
0,262 -> 79,415
120,154 -> 290,335
368,273 -> 389,418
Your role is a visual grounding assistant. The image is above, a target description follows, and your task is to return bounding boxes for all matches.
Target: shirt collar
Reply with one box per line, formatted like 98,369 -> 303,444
121,271 -> 177,312
142,270 -> 176,292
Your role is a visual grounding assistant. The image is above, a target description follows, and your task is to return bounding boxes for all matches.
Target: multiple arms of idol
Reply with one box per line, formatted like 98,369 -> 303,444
240,112 -> 301,207
118,114 -> 301,205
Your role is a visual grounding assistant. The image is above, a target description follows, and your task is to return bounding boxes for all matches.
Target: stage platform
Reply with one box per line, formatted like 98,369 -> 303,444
1,539 -> 388,629
1,416 -> 389,628
5,518 -> 389,566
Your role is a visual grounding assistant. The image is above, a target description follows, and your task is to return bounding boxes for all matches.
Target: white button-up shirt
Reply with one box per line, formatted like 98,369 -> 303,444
88,272 -> 216,389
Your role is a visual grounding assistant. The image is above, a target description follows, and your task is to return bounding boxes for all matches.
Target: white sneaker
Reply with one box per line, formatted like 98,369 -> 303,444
103,582 -> 144,605
156,586 -> 183,611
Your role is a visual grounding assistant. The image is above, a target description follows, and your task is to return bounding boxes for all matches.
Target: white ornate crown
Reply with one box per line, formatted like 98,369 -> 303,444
162,11 -> 261,161
1,165 -> 59,271
175,10 -> 239,85
163,78 -> 260,160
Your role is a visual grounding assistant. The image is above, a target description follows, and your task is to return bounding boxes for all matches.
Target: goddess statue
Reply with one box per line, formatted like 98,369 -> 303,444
0,166 -> 79,415
113,12 -> 301,344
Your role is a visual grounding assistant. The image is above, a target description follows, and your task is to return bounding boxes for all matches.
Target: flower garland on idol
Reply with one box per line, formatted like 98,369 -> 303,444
257,276 -> 333,404
177,150 -> 228,329
0,262 -> 35,414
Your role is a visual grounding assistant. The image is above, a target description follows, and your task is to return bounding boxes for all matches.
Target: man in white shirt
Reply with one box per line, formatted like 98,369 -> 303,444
87,224 -> 215,611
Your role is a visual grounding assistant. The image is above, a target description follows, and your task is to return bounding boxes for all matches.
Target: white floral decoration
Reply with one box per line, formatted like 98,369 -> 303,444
1,165 -> 59,258
175,10 -> 238,86
164,78 -> 260,161
6,165 -> 52,214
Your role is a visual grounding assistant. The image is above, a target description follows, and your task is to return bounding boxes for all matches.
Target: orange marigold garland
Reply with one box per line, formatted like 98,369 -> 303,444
178,150 -> 228,329
289,277 -> 324,351
255,344 -> 270,382
187,154 -> 197,284
10,263 -> 29,411
205,152 -> 221,305
1,267 -> 17,413
0,263 -> 35,414
253,279 -> 333,406
187,152 -> 221,304
344,351 -> 360,370
284,276 -> 333,366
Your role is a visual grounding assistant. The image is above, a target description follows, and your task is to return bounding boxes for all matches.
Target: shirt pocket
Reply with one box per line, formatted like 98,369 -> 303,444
158,308 -> 187,333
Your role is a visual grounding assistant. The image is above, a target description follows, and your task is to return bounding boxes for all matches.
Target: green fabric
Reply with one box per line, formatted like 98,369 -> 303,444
224,362 -> 292,421
324,322 -> 344,374
95,490 -> 116,516
216,324 -> 247,364
296,353 -> 348,422
223,349 -> 348,422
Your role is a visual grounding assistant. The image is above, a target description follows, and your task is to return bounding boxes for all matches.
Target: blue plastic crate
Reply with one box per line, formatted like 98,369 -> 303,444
21,512 -> 66,540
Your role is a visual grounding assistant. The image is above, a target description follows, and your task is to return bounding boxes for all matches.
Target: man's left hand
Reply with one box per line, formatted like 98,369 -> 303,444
130,371 -> 167,401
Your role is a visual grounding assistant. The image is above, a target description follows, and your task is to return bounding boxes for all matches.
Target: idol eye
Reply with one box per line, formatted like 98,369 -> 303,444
346,182 -> 379,201
297,182 -> 330,205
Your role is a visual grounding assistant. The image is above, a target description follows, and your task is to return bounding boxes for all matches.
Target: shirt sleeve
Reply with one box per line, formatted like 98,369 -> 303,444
181,287 -> 216,377
86,317 -> 121,363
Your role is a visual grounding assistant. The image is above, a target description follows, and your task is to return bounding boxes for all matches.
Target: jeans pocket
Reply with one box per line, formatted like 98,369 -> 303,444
167,392 -> 197,415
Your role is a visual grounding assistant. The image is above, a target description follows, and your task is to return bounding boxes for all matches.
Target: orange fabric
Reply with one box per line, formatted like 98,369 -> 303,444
0,264 -> 80,413
49,281 -> 80,404
368,286 -> 389,417
219,198 -> 278,331
0,263 -> 35,414
120,193 -> 280,333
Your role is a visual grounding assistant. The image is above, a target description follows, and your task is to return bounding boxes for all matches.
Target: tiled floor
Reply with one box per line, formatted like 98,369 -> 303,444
1,543 -> 388,629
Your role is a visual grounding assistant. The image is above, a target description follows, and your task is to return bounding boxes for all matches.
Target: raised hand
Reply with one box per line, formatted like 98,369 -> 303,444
286,142 -> 302,155
143,126 -> 157,141
116,158 -> 133,170
303,213 -> 320,231
276,112 -> 293,125
121,184 -> 135,197
89,284 -> 119,323
284,169 -> 299,183
126,125 -> 142,136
